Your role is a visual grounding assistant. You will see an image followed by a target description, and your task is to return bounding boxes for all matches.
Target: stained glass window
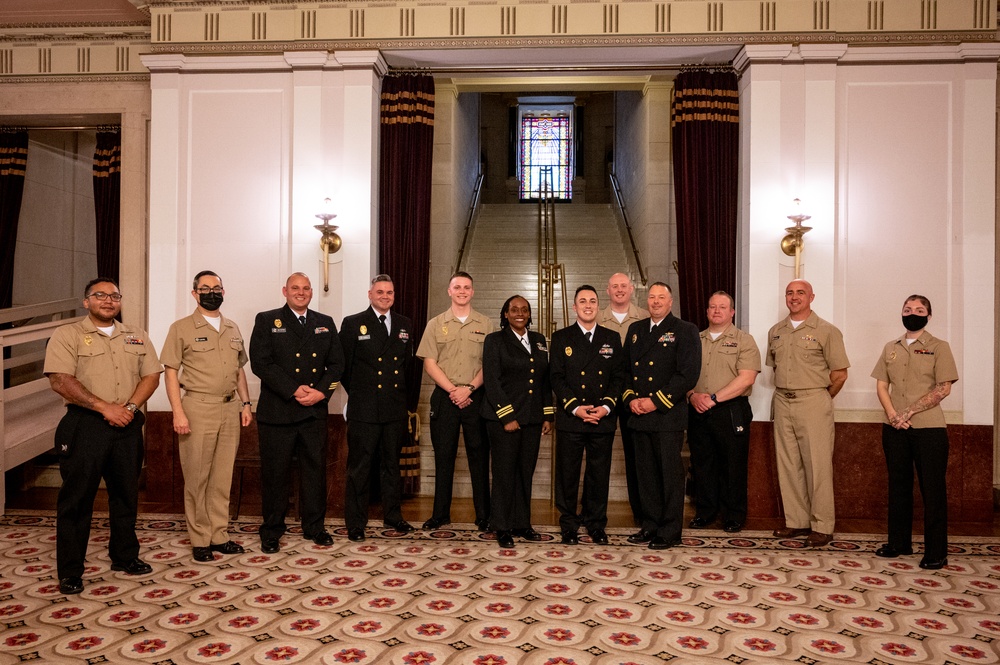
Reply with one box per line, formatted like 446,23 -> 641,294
519,116 -> 572,200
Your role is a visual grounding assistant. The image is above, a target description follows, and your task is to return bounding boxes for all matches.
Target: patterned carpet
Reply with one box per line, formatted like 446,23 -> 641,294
0,512 -> 998,664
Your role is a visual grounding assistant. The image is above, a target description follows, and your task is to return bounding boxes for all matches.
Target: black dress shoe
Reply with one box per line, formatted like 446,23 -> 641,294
384,520 -> 414,534
627,529 -> 654,544
261,538 -> 280,554
514,527 -> 543,542
422,517 -> 448,530
305,530 -> 334,546
497,531 -> 515,549
111,558 -> 152,575
588,529 -> 609,545
193,546 -> 215,562
475,518 -> 491,532
722,520 -> 744,533
688,516 -> 715,529
919,556 -> 948,570
210,540 -> 245,555
561,532 -> 579,545
59,576 -> 83,595
347,529 -> 366,542
875,544 -> 913,558
648,536 -> 678,550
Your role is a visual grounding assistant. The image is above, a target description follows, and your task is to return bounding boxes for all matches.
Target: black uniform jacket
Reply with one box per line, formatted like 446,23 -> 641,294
482,328 -> 555,426
549,323 -> 625,434
621,313 -> 701,432
249,304 -> 344,425
339,307 -> 414,424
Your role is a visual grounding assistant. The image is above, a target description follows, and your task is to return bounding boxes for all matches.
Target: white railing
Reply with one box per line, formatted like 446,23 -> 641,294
1,298 -> 85,515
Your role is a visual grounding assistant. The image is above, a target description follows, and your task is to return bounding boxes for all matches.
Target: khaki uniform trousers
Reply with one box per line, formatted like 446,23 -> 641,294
772,388 -> 835,535
179,394 -> 241,547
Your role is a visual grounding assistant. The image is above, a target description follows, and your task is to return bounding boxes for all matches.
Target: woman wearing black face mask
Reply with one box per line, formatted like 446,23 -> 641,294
870,295 -> 958,570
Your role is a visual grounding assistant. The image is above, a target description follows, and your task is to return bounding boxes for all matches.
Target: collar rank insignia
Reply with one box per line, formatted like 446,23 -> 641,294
84,335 -> 93,346
442,325 -> 448,335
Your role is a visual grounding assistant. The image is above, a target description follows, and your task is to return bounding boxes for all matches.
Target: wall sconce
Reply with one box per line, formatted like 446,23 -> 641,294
314,198 -> 342,293
780,198 -> 812,279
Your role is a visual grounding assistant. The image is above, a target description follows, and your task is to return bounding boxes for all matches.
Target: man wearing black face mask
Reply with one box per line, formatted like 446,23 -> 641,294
162,271 -> 253,562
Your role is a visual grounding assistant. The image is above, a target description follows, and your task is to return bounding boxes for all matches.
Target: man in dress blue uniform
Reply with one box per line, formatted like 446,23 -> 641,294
339,274 -> 415,542
622,282 -> 701,549
550,285 -> 626,545
250,272 -> 344,553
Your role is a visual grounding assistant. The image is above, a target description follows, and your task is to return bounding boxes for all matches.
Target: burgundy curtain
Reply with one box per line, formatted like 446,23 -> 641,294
378,73 -> 434,494
0,130 -> 28,311
671,69 -> 740,331
93,128 -> 121,282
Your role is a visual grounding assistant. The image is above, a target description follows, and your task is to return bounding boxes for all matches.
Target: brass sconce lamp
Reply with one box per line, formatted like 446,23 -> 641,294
780,198 -> 812,279
314,198 -> 342,293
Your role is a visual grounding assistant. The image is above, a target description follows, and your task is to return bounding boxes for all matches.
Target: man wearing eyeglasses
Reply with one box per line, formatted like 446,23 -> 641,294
44,277 -> 163,595
161,271 -> 253,562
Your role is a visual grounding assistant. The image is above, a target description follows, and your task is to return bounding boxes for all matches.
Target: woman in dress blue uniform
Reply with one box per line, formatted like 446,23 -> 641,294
482,295 -> 554,549
871,294 -> 958,570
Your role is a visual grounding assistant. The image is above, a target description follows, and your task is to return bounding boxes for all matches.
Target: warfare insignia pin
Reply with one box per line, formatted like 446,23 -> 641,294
274,319 -> 282,328
565,346 -> 572,357
360,325 -> 368,335
632,334 -> 637,343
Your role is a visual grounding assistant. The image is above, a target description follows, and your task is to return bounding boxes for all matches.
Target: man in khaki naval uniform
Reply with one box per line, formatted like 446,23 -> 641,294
766,280 -> 849,547
686,291 -> 760,533
44,277 -> 162,595
598,272 -> 648,526
162,271 -> 252,562
416,271 -> 495,531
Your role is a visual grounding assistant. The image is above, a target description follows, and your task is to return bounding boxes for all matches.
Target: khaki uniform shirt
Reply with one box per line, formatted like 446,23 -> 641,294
695,323 -> 761,396
416,308 -> 494,385
44,317 -> 162,404
599,303 -> 649,345
766,311 -> 850,390
870,331 -> 958,429
160,310 -> 248,397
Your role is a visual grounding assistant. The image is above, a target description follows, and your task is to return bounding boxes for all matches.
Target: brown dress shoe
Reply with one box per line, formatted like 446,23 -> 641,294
772,527 -> 811,538
806,531 -> 833,547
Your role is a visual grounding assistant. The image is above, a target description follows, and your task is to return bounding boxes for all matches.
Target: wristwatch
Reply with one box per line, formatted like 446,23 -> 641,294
124,402 -> 139,413
242,401 -> 252,407
710,394 -> 719,404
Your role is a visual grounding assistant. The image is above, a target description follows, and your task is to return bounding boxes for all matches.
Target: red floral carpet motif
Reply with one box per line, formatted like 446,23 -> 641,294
0,512 -> 998,664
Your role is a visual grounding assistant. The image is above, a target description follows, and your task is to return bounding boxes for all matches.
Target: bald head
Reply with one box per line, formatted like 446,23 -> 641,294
784,279 -> 815,320
607,272 -> 634,311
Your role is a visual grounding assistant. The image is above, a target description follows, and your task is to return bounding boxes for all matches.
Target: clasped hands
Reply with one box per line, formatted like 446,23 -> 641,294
888,410 -> 912,430
294,385 -> 326,406
448,384 -> 474,409
629,397 -> 656,415
574,404 -> 609,425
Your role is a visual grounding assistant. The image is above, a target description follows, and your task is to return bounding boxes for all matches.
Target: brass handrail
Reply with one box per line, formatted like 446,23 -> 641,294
608,169 -> 648,287
455,165 -> 486,271
536,168 -> 569,339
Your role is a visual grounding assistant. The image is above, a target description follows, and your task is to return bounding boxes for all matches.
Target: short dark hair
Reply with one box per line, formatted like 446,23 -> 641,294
192,270 -> 221,291
574,285 -> 598,300
710,290 -> 735,308
371,274 -> 393,285
649,281 -> 672,294
499,294 -> 532,330
450,271 -> 473,285
84,277 -> 118,297
904,294 -> 932,316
